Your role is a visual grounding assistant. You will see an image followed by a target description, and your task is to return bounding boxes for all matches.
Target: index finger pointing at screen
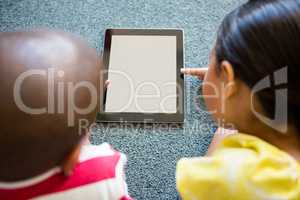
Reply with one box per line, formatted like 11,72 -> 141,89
180,67 -> 208,79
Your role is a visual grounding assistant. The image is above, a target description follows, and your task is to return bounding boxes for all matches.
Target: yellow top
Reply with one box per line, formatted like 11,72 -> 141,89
176,134 -> 300,200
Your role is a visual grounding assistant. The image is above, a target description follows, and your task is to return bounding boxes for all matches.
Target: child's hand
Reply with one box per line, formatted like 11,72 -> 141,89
105,80 -> 111,87
180,67 -> 208,80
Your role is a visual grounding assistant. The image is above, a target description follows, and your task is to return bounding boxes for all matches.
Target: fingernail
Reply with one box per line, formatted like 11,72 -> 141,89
180,68 -> 185,73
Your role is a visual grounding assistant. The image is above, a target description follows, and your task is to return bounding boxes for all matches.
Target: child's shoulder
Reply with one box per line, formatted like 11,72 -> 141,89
79,143 -> 127,177
177,133 -> 300,200
80,143 -> 126,163
215,133 -> 287,157
0,143 -> 132,200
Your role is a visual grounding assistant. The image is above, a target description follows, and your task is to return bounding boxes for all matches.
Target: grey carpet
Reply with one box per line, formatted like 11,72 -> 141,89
0,0 -> 245,199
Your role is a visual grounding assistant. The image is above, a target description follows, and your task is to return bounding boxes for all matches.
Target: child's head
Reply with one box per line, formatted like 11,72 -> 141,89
203,0 -> 300,133
0,30 -> 101,181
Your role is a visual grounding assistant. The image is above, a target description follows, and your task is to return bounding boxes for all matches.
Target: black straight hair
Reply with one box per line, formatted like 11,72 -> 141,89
215,0 -> 300,131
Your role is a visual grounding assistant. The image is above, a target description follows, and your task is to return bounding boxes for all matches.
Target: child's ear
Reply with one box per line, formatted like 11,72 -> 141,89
61,144 -> 82,177
220,60 -> 237,99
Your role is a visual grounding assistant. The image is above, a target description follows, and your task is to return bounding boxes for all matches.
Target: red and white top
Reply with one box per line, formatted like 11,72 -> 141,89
0,143 -> 132,200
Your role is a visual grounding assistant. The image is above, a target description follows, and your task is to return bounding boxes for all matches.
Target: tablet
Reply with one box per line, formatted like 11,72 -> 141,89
97,29 -> 184,123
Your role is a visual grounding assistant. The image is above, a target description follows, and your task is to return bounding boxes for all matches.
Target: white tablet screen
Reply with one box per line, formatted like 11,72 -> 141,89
105,35 -> 177,113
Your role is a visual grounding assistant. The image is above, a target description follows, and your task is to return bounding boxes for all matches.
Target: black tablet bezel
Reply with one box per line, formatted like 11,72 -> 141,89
97,29 -> 184,123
